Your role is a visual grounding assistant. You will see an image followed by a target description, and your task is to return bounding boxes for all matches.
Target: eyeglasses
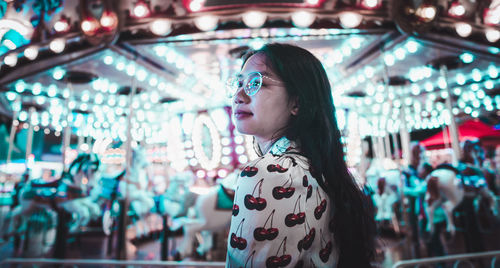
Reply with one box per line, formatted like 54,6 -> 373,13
225,71 -> 281,98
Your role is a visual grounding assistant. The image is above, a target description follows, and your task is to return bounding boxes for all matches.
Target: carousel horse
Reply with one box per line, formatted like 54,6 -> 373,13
161,170 -> 239,259
1,153 -> 101,256
94,146 -> 155,237
425,163 -> 499,236
365,158 -> 402,223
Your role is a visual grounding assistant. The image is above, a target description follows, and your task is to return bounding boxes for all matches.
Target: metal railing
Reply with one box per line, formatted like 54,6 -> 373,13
0,258 -> 226,267
392,250 -> 500,268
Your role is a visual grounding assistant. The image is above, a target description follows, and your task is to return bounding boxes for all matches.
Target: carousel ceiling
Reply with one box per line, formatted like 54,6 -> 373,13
0,0 -> 499,144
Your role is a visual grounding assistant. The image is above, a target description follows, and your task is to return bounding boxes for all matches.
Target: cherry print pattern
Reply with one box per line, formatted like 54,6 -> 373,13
232,188 -> 239,216
244,178 -> 267,211
302,175 -> 308,187
298,219 -> 316,252
319,229 -> 333,263
314,188 -> 327,220
227,137 -> 335,267
267,164 -> 289,173
306,185 -> 313,200
285,195 -> 305,227
230,218 -> 247,250
254,209 -> 279,241
272,175 -> 295,200
241,166 -> 259,177
266,237 -> 292,268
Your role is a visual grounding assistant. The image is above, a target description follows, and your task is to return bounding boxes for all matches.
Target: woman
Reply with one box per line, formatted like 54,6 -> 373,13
226,43 -> 376,267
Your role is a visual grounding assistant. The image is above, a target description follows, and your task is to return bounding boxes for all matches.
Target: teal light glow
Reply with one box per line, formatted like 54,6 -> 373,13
384,54 -> 395,66
405,40 -> 419,53
394,47 -> 406,60
459,53 -> 474,64
438,77 -> 447,89
32,83 -> 42,95
116,61 -> 125,71
364,66 -> 375,78
6,92 -> 16,101
47,84 -> 57,97
104,55 -> 113,65
15,80 -> 25,93
456,73 -> 466,85
472,68 -> 482,82
52,68 -> 66,80
424,82 -> 434,92
484,80 -> 494,89
411,84 -> 420,95
453,87 -> 462,95
488,65 -> 498,78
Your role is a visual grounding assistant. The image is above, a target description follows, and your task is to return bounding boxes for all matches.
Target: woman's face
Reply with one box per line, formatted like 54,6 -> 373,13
232,53 -> 296,141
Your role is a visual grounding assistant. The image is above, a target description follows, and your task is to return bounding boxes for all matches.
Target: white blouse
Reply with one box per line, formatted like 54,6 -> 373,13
226,137 -> 337,268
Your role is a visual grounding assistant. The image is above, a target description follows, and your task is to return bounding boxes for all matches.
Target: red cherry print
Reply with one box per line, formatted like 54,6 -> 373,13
318,229 -> 333,263
280,255 -> 291,266
238,237 -> 247,250
254,227 -> 268,241
230,219 -> 247,250
241,166 -> 258,177
245,179 -> 267,210
232,190 -> 239,216
314,188 -> 326,220
302,227 -> 315,250
272,186 -> 288,200
254,210 -> 279,241
244,194 -> 258,210
283,187 -> 295,198
273,175 -> 295,200
266,256 -> 281,268
285,214 -> 299,227
267,227 -> 279,240
266,237 -> 291,268
302,175 -> 308,187
284,195 -> 304,227
267,164 -> 288,173
306,185 -> 312,200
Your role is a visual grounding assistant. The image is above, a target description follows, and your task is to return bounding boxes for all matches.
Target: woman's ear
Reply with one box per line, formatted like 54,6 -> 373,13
291,97 -> 299,116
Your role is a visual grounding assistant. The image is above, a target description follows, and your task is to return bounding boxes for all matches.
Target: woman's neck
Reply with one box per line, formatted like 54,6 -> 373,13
255,137 -> 277,155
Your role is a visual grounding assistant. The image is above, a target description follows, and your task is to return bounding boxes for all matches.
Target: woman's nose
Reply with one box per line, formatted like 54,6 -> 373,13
233,87 -> 248,104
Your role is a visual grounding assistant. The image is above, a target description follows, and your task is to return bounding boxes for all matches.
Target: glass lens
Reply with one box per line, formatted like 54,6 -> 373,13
244,72 -> 262,96
225,76 -> 239,98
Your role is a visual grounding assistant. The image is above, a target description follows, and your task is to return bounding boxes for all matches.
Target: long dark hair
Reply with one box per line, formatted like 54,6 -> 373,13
243,43 -> 376,267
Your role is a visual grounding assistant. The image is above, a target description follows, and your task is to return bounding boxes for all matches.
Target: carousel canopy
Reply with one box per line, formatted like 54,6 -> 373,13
421,120 -> 500,149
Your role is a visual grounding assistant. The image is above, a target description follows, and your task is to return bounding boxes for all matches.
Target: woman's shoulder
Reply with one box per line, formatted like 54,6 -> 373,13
240,152 -> 310,178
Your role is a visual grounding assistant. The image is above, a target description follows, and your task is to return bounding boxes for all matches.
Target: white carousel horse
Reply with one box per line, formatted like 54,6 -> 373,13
365,158 -> 402,222
162,170 -> 239,259
1,154 -> 101,256
425,164 -> 499,236
93,146 -> 155,237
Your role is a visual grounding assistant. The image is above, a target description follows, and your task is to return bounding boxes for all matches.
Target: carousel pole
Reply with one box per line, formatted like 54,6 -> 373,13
25,107 -> 36,164
62,83 -> 74,171
399,106 -> 411,167
6,100 -> 20,165
118,67 -> 138,260
440,65 -> 460,165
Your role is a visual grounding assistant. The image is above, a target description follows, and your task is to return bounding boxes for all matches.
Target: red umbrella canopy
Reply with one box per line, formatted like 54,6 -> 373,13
421,120 -> 500,149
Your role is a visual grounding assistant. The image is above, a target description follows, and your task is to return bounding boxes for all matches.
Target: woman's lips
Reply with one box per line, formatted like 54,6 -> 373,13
234,110 -> 253,120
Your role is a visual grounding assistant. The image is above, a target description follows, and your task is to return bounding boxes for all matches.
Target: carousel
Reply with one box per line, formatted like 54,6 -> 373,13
0,0 -> 499,266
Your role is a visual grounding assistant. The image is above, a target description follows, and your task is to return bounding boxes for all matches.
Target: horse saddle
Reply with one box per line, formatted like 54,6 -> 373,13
215,184 -> 235,210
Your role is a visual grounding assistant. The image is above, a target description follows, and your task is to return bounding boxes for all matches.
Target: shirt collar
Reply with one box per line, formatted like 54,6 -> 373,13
268,136 -> 296,156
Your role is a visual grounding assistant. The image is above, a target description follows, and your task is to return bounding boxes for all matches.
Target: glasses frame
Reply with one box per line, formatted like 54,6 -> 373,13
226,71 -> 281,98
